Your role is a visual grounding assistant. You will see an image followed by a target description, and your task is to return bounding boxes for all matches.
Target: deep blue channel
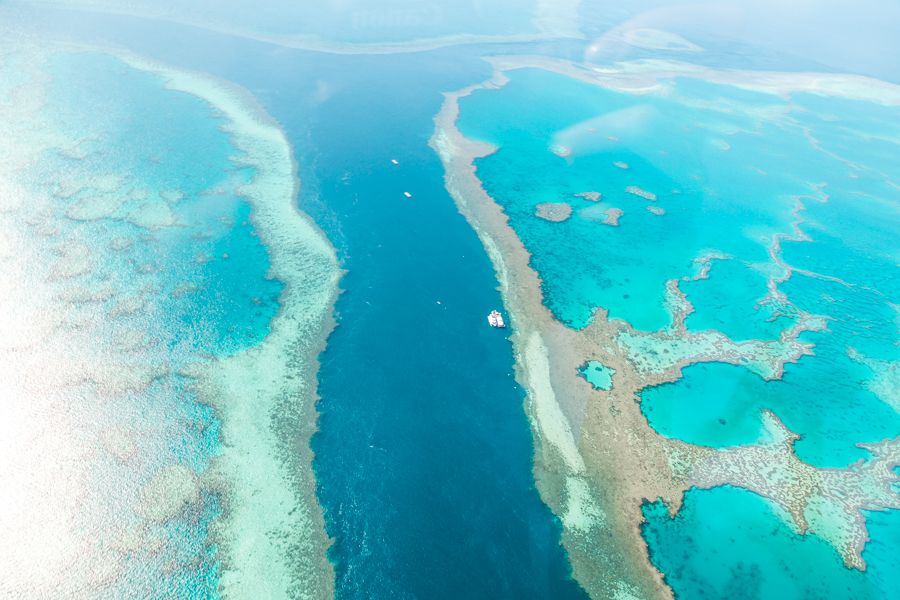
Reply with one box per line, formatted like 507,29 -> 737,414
282,50 -> 587,599
49,11 -> 588,599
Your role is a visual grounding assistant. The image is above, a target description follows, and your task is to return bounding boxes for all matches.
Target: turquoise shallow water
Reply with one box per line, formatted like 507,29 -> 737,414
580,360 -> 615,391
682,258 -> 797,342
639,354 -> 900,460
457,67 -> 900,464
456,70 -> 814,331
39,52 -> 283,356
642,486 -> 900,599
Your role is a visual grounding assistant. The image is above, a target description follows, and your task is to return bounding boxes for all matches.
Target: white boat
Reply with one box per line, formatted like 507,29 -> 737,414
403,191 -> 412,198
487,310 -> 506,328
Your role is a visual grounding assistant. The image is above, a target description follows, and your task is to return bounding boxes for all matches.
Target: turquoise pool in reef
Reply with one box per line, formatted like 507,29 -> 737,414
580,360 -> 615,391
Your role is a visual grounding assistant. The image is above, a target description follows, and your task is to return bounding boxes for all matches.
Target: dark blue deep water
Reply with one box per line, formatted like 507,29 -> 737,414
283,51 -> 588,600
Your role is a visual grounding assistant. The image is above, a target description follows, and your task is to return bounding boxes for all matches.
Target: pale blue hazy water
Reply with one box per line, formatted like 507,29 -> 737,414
19,0 -> 539,43
580,361 -> 615,391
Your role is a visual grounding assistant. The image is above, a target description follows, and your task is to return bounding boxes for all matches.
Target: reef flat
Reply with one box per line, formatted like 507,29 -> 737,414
432,56 -> 900,598
134,58 -> 342,599
0,33 -> 339,598
536,202 -> 574,222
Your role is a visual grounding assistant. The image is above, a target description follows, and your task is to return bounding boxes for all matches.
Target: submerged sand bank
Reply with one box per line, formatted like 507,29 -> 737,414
432,57 -> 900,599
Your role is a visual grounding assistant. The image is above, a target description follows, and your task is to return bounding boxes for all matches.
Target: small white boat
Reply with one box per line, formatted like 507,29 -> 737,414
403,191 -> 412,198
391,159 -> 399,165
487,310 -> 506,328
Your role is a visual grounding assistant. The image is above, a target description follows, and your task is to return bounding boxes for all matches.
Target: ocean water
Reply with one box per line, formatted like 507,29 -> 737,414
642,486 -> 900,599
10,6 -> 899,599
279,51 -> 588,599
7,11 -> 590,599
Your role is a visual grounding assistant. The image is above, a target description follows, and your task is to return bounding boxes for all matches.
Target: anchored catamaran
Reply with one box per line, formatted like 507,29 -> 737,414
487,310 -> 505,328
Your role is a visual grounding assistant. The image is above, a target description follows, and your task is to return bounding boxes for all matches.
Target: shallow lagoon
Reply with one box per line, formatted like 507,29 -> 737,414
456,63 -> 900,595
580,360 -> 615,391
